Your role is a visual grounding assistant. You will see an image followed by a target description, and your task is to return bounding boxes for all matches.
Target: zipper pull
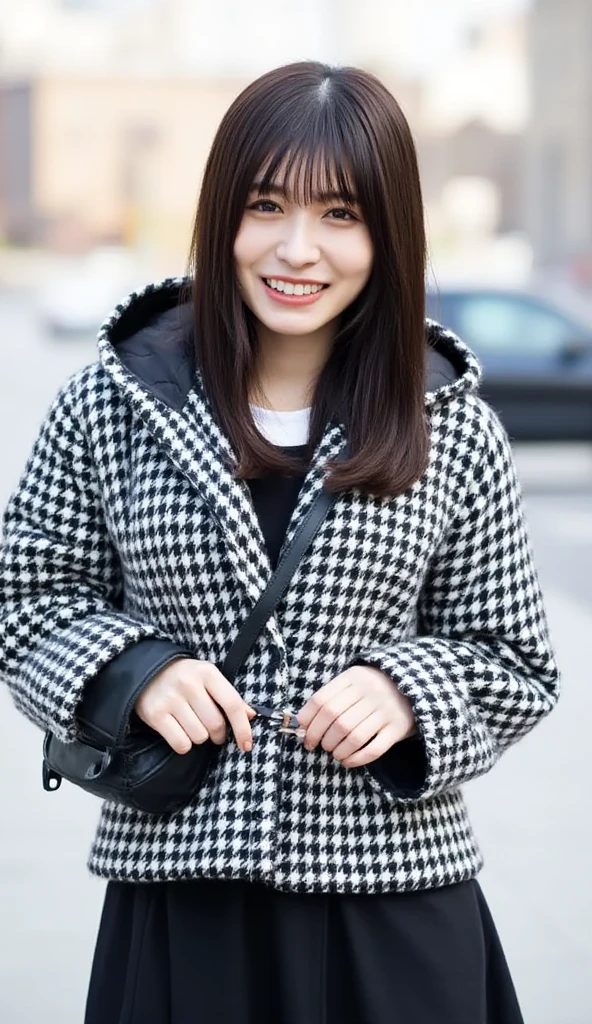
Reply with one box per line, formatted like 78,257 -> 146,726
251,704 -> 306,740
277,709 -> 307,740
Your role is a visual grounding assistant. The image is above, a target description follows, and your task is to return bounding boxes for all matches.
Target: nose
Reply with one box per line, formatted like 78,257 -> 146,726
275,212 -> 321,267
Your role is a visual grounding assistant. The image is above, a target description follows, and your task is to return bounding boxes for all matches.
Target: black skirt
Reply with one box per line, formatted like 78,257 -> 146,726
84,876 -> 524,1024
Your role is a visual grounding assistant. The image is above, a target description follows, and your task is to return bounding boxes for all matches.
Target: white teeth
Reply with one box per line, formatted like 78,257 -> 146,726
265,278 -> 325,295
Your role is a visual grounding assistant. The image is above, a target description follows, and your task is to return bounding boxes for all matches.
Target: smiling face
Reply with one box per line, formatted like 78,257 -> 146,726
233,163 -> 374,347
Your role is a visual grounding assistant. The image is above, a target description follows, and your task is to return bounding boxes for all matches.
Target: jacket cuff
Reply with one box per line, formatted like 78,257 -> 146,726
349,656 -> 428,799
77,638 -> 195,743
365,735 -> 428,797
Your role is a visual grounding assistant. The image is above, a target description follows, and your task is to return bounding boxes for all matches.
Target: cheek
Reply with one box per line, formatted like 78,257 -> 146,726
233,224 -> 249,268
233,220 -> 265,271
233,228 -> 257,295
333,231 -> 374,283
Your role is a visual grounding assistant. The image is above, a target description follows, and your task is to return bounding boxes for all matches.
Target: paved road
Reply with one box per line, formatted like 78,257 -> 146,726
0,290 -> 591,1024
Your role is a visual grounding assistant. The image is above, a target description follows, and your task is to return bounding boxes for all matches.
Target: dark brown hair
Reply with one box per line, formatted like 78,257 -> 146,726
185,61 -> 429,497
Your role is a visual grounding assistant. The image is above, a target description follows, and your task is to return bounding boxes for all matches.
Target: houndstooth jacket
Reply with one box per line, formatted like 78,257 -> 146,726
0,277 -> 560,894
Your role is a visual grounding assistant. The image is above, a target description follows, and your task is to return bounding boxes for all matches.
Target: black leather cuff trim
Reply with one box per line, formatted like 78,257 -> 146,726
76,638 -> 194,746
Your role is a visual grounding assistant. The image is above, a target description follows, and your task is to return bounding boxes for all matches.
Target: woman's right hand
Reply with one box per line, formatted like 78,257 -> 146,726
134,659 -> 256,755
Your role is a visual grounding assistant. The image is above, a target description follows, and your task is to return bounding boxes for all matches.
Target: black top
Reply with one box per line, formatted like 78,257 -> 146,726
245,444 -> 309,570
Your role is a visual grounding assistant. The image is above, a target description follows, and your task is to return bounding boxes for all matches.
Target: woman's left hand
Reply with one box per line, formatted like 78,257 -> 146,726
296,666 -> 417,768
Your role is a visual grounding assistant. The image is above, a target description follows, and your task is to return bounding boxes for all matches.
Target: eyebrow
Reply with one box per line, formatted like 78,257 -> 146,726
249,181 -> 358,204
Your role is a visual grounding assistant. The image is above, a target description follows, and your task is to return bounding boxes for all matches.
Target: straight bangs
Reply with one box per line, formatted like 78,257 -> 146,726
188,62 -> 429,497
254,138 -> 359,212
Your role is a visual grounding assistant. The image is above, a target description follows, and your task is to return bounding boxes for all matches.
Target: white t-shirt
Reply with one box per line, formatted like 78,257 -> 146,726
250,405 -> 311,447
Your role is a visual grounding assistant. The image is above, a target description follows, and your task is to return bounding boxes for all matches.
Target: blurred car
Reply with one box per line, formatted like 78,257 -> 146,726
36,246 -> 142,338
426,286 -> 592,442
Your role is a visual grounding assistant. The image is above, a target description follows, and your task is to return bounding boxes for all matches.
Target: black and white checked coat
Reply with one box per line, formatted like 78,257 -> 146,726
0,278 -> 560,894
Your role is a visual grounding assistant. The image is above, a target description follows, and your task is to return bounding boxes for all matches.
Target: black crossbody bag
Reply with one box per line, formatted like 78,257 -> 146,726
42,472 -> 338,816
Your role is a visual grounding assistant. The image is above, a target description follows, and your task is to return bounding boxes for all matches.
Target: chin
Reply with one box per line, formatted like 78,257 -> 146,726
259,313 -> 328,334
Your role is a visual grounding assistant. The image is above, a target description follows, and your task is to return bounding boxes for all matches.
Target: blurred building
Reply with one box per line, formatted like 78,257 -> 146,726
0,74 -> 250,255
0,0 -> 420,260
410,11 -> 535,285
0,81 -> 35,244
525,0 -> 592,279
419,120 -> 525,234
0,0 -> 533,277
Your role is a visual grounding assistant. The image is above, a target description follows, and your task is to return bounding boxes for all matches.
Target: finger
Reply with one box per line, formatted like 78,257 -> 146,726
302,688 -> 365,751
297,674 -> 356,729
172,701 -> 211,746
339,725 -> 401,768
329,708 -> 389,760
157,713 -> 194,756
185,691 -> 228,745
204,672 -> 254,751
315,697 -> 378,754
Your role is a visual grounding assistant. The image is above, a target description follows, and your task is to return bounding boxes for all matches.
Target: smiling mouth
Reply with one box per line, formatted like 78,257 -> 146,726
261,277 -> 329,296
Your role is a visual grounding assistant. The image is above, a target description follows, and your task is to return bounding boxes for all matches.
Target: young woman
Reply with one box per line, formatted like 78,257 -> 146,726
0,62 -> 559,1023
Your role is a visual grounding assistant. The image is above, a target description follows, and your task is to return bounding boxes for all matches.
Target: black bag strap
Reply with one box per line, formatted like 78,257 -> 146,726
220,446 -> 346,683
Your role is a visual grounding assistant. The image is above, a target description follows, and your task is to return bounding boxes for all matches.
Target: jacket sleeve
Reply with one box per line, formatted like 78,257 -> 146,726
0,372 -> 189,743
354,401 -> 560,804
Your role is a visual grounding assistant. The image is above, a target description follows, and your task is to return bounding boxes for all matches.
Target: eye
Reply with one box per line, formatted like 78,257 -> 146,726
248,200 -> 281,213
326,207 -> 359,222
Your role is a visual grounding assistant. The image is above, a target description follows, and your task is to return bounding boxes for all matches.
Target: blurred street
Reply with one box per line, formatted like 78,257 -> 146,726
0,287 -> 591,1024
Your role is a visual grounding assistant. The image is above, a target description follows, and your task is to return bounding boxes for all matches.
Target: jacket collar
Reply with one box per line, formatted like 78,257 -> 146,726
96,277 -> 480,611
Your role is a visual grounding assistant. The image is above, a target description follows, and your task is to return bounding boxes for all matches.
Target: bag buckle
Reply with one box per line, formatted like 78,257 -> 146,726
251,704 -> 306,740
85,749 -> 113,781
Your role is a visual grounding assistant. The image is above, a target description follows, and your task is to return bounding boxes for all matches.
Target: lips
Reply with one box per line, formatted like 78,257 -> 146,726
260,277 -> 328,306
261,276 -> 329,287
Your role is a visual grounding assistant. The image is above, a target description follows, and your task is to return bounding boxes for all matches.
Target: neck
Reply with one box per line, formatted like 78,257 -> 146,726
250,319 -> 337,412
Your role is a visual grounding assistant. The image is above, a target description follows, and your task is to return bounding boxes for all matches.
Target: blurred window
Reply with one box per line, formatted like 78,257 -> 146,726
454,295 -> 579,357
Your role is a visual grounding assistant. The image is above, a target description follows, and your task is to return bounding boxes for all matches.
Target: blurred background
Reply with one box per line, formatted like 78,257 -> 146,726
0,1 -> 590,1022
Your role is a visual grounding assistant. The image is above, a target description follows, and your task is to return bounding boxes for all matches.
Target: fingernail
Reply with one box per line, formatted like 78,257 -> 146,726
243,741 -> 252,753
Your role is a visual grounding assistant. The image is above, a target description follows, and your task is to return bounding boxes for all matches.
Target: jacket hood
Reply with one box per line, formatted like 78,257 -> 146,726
97,276 -> 482,412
